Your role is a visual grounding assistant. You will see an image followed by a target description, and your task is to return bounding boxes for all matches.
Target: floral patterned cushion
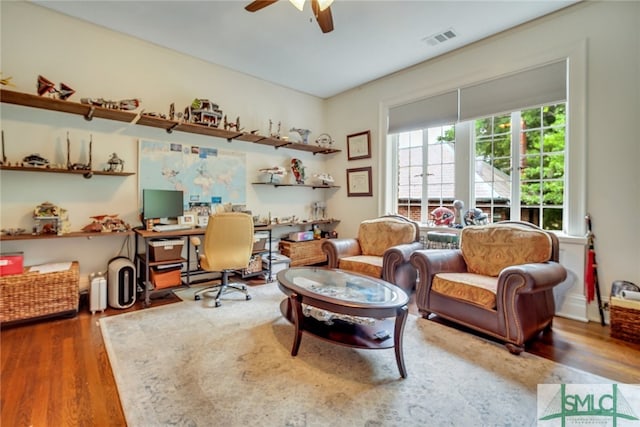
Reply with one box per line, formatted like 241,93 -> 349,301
339,255 -> 383,278
461,224 -> 552,277
432,272 -> 498,309
357,217 -> 416,256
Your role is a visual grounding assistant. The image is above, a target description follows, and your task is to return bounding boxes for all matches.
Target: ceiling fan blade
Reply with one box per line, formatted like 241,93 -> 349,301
311,0 -> 334,33
245,0 -> 278,12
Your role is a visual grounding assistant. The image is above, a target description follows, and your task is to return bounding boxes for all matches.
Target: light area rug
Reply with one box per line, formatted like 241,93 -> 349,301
100,282 -> 612,427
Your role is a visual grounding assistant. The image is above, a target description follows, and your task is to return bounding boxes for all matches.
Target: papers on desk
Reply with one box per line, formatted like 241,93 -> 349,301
29,262 -> 72,274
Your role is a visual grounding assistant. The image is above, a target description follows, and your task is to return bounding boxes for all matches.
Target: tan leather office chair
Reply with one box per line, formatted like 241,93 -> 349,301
191,212 -> 255,307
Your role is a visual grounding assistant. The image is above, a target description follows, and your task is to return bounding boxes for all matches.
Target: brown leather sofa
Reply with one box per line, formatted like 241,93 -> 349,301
322,215 -> 423,293
410,221 -> 567,354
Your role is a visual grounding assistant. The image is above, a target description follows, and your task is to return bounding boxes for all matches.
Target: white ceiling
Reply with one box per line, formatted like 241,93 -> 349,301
32,0 -> 578,99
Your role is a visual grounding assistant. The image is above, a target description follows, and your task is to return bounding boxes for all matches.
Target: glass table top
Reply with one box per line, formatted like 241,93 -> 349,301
278,267 -> 408,306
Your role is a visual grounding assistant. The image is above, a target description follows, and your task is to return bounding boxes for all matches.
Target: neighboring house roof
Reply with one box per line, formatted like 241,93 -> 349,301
399,142 -> 511,201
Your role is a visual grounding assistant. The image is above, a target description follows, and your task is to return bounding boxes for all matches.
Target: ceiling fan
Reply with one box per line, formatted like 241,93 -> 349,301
245,0 -> 335,34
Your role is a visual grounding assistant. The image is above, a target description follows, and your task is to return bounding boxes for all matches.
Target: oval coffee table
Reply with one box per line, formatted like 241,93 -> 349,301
276,267 -> 409,378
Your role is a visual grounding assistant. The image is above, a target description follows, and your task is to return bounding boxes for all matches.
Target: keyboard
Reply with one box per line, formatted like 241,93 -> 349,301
152,224 -> 192,232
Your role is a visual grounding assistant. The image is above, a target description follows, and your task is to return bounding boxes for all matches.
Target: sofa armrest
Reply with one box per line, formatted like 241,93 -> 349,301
321,238 -> 362,268
382,241 -> 424,292
383,242 -> 424,265
497,262 -> 567,296
497,262 -> 567,344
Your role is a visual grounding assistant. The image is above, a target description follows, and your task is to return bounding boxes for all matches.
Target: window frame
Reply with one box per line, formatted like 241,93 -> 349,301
379,41 -> 586,236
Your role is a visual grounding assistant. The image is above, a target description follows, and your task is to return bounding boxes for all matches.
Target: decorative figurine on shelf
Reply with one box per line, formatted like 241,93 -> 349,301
82,214 -> 131,233
289,128 -> 311,144
258,166 -> 287,184
453,199 -> 465,228
33,202 -> 63,235
291,158 -> 306,184
312,201 -> 327,220
224,115 -> 243,132
184,99 -> 223,127
23,153 -> 50,167
1,73 -> 14,87
34,201 -> 59,218
118,99 -> 140,110
59,208 -> 71,234
312,173 -> 334,186
464,208 -> 489,226
269,120 -> 281,139
315,133 -> 334,148
1,130 -> 7,166
80,97 -> 141,111
37,75 -> 56,96
67,132 -> 93,177
431,206 -> 455,226
37,75 -> 75,100
141,111 -> 167,119
105,152 -> 125,173
1,228 -> 26,236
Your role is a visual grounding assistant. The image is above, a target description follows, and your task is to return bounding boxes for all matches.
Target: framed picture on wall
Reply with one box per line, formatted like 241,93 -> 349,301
346,130 -> 371,160
346,167 -> 373,197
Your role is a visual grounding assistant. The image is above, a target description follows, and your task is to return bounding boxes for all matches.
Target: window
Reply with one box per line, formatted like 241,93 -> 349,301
473,103 -> 566,229
393,103 -> 566,230
397,126 -> 455,224
474,113 -> 512,223
386,58 -> 579,232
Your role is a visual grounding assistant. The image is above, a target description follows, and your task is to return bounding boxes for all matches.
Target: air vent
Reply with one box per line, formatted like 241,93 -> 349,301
422,28 -> 457,47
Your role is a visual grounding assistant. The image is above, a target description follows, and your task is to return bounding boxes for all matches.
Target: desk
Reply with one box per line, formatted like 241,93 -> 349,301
134,226 -> 272,306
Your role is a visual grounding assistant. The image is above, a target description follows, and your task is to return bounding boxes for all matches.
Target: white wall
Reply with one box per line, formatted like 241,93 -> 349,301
325,1 -> 640,321
0,2 -> 335,287
2,2 -> 639,320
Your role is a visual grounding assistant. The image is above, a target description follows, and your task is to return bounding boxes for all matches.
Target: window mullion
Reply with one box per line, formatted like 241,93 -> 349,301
511,111 -> 521,221
390,134 -> 399,215
421,130 -> 429,223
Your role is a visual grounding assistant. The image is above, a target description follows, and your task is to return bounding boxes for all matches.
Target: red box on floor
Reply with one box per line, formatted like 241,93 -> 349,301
0,252 -> 24,276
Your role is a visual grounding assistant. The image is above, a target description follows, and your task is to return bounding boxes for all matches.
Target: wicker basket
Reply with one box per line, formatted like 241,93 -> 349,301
242,254 -> 263,276
610,296 -> 640,343
0,261 -> 79,324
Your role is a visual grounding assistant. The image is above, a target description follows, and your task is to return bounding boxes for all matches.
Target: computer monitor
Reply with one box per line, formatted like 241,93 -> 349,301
142,189 -> 184,221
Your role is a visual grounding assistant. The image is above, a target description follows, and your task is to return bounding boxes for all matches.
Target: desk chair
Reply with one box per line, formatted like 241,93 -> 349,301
190,212 -> 255,307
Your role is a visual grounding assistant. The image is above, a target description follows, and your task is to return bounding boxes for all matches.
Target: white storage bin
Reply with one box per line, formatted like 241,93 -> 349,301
262,253 -> 290,275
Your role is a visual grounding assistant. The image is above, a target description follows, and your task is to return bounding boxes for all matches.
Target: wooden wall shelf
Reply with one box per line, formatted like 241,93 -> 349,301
0,88 -> 137,122
1,88 -> 341,155
0,230 -> 133,241
0,165 -> 134,177
265,219 -> 339,228
252,182 -> 340,189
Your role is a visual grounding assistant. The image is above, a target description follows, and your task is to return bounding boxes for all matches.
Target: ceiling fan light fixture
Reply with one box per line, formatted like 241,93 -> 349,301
317,0 -> 334,11
289,0 -> 305,11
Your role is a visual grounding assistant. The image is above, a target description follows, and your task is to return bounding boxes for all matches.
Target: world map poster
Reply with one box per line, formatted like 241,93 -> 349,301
138,139 -> 247,208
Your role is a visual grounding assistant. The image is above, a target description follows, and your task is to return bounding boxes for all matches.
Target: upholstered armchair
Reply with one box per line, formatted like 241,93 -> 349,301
410,221 -> 567,354
321,215 -> 423,292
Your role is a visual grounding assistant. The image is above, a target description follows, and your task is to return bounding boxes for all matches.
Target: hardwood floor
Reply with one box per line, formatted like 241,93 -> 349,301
2,291 -> 639,427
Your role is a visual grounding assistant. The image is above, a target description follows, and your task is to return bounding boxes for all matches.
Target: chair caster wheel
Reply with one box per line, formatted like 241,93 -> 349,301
246,295 -> 252,301
195,295 -> 201,301
215,300 -> 221,307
